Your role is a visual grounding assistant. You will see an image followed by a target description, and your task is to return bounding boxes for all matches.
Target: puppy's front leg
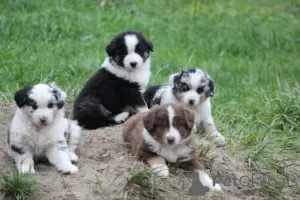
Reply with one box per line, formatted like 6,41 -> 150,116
11,149 -> 35,173
136,106 -> 149,113
202,115 -> 226,147
113,112 -> 130,124
146,156 -> 169,177
46,142 -> 78,174
136,96 -> 149,113
131,92 -> 149,113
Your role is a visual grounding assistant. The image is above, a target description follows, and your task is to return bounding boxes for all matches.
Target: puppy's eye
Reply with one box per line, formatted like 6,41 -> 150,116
32,104 -> 38,110
155,121 -> 167,127
173,119 -> 178,125
173,119 -> 184,126
181,83 -> 189,92
155,123 -> 162,127
48,103 -> 54,108
197,86 -> 205,94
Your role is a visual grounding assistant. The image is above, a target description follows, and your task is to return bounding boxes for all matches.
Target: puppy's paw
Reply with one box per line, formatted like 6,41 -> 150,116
211,183 -> 222,191
151,164 -> 169,178
213,132 -> 226,147
214,136 -> 226,147
137,106 -> 149,113
67,165 -> 79,174
19,163 -> 35,174
114,112 -> 130,123
59,164 -> 78,174
69,152 -> 79,163
208,131 -> 226,147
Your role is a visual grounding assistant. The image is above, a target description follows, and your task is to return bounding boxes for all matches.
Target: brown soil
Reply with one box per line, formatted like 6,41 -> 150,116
0,103 -> 282,200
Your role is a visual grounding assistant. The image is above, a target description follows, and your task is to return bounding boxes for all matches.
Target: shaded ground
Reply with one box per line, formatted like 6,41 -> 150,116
0,103 -> 297,200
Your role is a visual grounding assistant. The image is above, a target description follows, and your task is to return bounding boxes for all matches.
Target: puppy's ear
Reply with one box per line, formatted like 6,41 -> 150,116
183,107 -> 195,129
207,78 -> 215,97
169,71 -> 183,91
105,37 -> 117,56
168,71 -> 182,85
14,85 -> 32,108
203,72 -> 215,97
168,74 -> 176,85
49,82 -> 66,109
143,110 -> 156,133
145,39 -> 153,52
139,32 -> 153,52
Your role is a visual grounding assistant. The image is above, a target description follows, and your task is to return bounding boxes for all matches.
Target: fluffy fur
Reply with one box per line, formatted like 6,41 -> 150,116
122,104 -> 222,191
8,83 -> 82,174
73,31 -> 153,129
144,68 -> 226,147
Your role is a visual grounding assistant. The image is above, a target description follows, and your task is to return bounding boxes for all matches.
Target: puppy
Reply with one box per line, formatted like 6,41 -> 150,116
8,83 -> 82,174
143,68 -> 226,147
73,31 -> 153,129
122,103 -> 222,191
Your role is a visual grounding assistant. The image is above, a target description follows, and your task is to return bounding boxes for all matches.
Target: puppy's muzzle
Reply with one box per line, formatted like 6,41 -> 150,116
130,62 -> 137,68
40,117 -> 47,125
188,99 -> 195,106
167,136 -> 175,144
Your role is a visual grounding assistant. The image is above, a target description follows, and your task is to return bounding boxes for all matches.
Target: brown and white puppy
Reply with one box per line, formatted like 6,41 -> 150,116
122,103 -> 222,191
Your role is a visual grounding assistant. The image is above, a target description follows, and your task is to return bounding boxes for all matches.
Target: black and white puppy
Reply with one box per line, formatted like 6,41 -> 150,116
144,68 -> 226,147
73,31 -> 153,129
8,83 -> 82,174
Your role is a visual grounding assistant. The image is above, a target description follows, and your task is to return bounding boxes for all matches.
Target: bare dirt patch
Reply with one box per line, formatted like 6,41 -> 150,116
0,103 -> 275,200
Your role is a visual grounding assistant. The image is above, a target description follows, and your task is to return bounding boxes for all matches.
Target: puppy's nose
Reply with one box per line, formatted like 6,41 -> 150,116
189,99 -> 195,105
40,117 -> 47,124
167,136 -> 175,144
130,62 -> 137,68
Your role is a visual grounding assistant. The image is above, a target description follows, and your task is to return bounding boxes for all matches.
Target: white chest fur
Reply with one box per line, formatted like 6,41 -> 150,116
156,144 -> 194,163
102,57 -> 151,91
142,129 -> 195,163
193,99 -> 212,126
10,110 -> 68,156
22,131 -> 52,156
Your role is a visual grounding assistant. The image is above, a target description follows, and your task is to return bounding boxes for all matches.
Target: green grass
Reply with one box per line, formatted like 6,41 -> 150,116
127,170 -> 153,189
125,169 -> 224,199
125,170 -> 186,199
0,0 -> 300,199
125,170 -> 160,199
88,174 -> 103,187
0,172 -> 42,200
